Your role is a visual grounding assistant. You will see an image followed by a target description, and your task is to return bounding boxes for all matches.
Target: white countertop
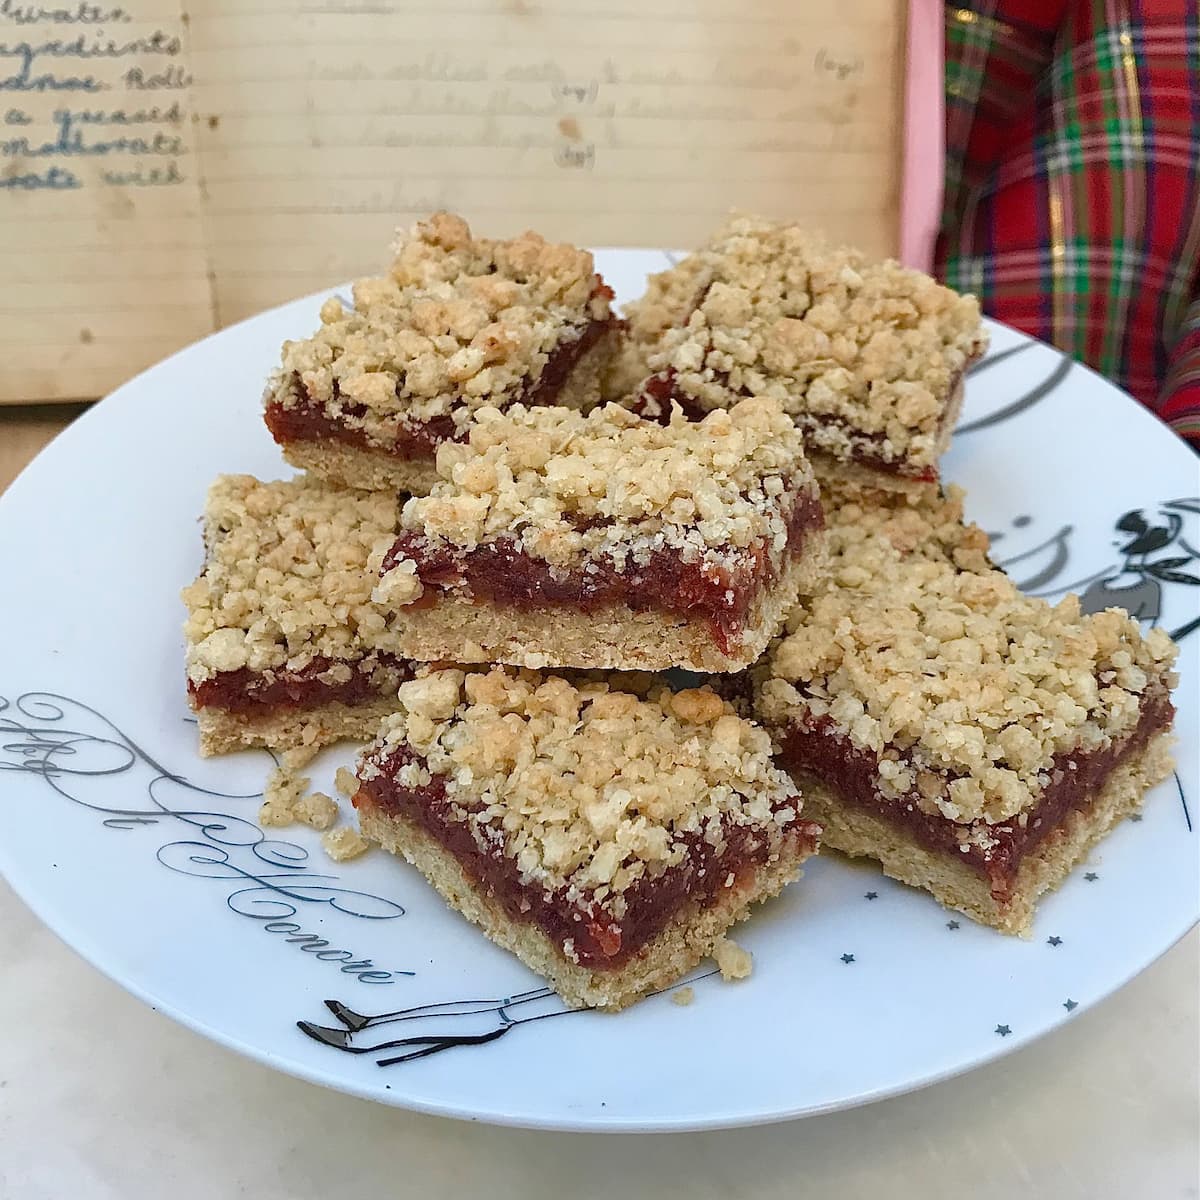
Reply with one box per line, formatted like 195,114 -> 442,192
3,414 -> 1197,1197
3,878 -> 1195,1199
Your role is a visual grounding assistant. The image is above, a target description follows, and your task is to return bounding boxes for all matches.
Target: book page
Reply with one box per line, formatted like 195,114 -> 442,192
0,1 -> 216,404
189,0 -> 906,326
1,0 -> 907,402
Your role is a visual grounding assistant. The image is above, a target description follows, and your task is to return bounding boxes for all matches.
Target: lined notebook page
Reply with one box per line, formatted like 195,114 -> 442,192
1,0 -> 906,401
0,1 -> 215,403
189,0 -> 907,325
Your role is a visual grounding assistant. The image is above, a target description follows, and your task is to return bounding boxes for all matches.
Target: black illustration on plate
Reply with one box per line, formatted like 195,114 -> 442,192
0,692 -> 409,981
992,499 -> 1200,641
298,987 -> 572,1066
956,344 -> 1070,435
298,972 -> 715,1068
1077,503 -> 1199,633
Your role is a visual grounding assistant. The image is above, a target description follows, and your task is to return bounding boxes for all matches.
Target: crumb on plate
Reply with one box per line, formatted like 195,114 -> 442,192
713,935 -> 753,981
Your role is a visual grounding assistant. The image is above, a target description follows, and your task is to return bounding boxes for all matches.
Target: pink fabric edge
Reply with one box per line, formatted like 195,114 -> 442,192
899,0 -> 945,270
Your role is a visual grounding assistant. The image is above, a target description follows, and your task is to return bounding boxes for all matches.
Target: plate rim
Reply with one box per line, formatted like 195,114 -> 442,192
1,254 -> 1197,1132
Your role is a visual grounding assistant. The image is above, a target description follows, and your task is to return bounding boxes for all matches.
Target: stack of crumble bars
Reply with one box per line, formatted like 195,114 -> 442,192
183,211 -> 1179,1009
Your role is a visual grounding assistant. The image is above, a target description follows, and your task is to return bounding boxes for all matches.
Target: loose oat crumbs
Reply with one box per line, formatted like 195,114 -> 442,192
713,935 -> 754,980
322,826 -> 371,862
294,791 -> 339,831
258,763 -> 311,827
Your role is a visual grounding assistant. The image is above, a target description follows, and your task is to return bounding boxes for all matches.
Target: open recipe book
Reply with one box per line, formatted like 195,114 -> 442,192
0,0 -> 940,403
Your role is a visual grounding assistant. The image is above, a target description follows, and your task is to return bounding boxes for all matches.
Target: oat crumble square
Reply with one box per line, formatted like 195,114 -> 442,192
182,473 -> 420,755
617,213 -> 989,496
373,395 -> 827,673
263,212 -> 620,494
754,513 -> 1178,934
351,667 -> 821,1009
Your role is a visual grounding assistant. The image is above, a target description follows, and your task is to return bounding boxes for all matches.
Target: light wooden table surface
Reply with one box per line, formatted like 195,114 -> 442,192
2,409 -> 1197,1200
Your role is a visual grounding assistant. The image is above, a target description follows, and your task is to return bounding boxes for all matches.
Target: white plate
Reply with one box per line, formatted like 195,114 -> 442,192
1,251 -> 1197,1132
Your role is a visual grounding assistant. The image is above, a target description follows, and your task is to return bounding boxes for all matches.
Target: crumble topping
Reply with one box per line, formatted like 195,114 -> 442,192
757,548 -> 1179,825
712,935 -> 753,980
670,985 -> 696,1006
605,251 -> 712,398
624,213 -> 988,467
364,667 -> 804,915
381,397 -> 816,579
264,211 -> 613,442
182,474 -> 403,683
822,482 -> 995,582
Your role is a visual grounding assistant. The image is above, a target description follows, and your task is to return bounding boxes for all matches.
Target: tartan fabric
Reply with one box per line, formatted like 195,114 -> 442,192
935,0 -> 1200,449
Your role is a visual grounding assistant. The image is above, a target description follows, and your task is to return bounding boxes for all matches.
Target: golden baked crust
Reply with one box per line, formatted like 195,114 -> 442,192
193,696 -> 402,758
385,395 -> 819,575
360,667 -> 807,915
272,436 -> 444,496
264,212 -> 614,447
757,546 -> 1179,827
623,213 -> 988,471
182,474 -> 402,684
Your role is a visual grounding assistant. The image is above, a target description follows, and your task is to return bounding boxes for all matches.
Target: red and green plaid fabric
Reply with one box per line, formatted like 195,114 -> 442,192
936,0 -> 1200,448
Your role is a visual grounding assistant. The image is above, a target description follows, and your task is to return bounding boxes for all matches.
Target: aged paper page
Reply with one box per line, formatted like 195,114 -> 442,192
0,1 -> 215,403
189,0 -> 906,325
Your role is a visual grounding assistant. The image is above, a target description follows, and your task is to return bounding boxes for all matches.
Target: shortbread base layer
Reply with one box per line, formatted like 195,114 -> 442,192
932,373 -> 968,458
792,728 -> 1175,936
387,539 -> 826,673
358,803 -> 812,1010
810,453 -> 939,502
808,375 -> 967,501
279,440 -> 442,496
194,698 -> 399,757
275,329 -> 618,495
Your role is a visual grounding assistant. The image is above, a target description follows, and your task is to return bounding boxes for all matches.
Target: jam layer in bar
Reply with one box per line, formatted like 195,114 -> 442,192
352,668 -> 821,1010
618,213 -> 988,495
262,212 -> 619,494
755,529 -> 1179,934
373,397 -> 827,673
182,474 -> 420,755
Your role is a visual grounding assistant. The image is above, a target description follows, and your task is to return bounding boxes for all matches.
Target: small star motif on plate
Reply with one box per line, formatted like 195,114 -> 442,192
864,891 -> 878,901
1129,813 -> 1143,823
840,953 -> 855,964
995,1024 -> 1011,1037
1084,872 -> 1099,882
1047,936 -> 1063,947
946,920 -> 960,930
1063,999 -> 1078,1012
